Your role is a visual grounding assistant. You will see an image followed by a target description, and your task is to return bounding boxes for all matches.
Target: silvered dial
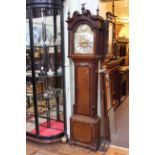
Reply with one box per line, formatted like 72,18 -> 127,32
74,24 -> 94,54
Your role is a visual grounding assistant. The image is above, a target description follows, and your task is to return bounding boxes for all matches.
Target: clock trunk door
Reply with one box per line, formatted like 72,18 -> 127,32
75,63 -> 91,116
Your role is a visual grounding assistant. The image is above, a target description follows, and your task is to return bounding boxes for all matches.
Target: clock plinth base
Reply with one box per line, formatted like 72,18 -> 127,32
70,114 -> 101,150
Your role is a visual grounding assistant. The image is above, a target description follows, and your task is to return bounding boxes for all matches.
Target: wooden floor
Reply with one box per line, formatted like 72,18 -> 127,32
27,140 -> 129,155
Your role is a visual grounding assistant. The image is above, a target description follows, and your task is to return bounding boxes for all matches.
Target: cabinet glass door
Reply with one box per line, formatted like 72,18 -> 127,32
26,1 -> 66,141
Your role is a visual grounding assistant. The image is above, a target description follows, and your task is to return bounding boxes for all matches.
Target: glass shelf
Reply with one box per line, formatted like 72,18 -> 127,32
26,45 -> 61,49
26,70 -> 62,78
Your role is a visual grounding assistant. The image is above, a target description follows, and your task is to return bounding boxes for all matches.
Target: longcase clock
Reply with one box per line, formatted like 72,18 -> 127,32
66,5 -> 105,150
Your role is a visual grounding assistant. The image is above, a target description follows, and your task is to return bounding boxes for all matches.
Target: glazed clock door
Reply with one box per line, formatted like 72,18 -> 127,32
74,24 -> 94,54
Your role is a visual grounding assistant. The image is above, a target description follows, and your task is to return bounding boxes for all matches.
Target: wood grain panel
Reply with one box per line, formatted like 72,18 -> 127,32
70,115 -> 101,150
76,65 -> 90,115
72,122 -> 91,143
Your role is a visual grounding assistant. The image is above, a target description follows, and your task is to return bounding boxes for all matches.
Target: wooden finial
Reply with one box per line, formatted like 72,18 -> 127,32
106,12 -> 111,20
81,3 -> 86,13
96,6 -> 99,16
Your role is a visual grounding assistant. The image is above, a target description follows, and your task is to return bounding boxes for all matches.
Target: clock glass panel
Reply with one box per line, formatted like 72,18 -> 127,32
74,24 -> 94,54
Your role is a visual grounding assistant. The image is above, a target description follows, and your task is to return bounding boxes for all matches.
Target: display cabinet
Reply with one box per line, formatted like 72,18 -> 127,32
26,0 -> 66,142
116,39 -> 129,104
116,39 -> 129,66
118,66 -> 129,103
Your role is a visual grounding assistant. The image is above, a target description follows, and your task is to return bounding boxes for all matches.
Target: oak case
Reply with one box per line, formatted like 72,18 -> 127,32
67,5 -> 106,150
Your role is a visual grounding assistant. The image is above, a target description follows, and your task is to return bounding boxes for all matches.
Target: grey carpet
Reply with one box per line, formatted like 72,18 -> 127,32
110,96 -> 129,148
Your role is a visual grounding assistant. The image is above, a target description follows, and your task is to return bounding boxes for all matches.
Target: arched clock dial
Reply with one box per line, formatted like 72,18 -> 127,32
74,24 -> 94,54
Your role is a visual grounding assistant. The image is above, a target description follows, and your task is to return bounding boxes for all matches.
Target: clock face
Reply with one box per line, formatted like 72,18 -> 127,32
74,24 -> 94,54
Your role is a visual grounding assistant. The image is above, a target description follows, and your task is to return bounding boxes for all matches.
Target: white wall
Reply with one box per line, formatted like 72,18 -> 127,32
63,0 -> 72,139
